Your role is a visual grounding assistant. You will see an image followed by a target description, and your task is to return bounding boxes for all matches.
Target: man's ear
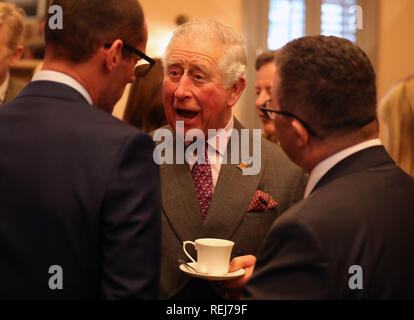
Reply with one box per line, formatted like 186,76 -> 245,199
228,76 -> 246,107
103,39 -> 123,73
9,45 -> 24,67
291,119 -> 310,148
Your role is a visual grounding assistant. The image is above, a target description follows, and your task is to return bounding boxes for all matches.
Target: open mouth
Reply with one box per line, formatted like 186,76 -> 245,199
177,109 -> 199,119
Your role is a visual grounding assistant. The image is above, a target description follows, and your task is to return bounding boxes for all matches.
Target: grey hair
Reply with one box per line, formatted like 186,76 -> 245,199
0,2 -> 25,51
164,18 -> 247,89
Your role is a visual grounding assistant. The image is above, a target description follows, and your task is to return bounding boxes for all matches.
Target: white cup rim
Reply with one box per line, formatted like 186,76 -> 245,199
195,238 -> 234,247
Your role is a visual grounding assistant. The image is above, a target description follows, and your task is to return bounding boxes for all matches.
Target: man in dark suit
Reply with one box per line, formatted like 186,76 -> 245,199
241,35 -> 414,299
0,0 -> 161,299
157,18 -> 307,299
0,2 -> 26,106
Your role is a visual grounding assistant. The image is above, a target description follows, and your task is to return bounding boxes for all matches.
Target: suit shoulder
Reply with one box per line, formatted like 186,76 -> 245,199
61,102 -> 154,148
262,138 -> 289,162
74,103 -> 149,138
288,164 -> 414,228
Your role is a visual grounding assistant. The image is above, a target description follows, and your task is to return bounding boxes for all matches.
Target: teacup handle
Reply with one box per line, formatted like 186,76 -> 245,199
183,241 -> 197,264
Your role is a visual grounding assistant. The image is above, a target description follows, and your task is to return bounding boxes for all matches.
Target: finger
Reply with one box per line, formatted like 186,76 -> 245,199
228,255 -> 257,273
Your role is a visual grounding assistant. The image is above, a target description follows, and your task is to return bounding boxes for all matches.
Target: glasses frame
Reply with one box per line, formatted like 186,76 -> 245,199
104,41 -> 155,77
260,100 -> 317,137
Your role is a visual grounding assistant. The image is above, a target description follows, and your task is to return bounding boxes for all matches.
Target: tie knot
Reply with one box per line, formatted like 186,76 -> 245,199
185,141 -> 210,165
194,142 -> 210,165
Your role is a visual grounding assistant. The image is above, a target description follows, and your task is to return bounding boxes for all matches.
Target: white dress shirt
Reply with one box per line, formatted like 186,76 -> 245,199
0,72 -> 10,105
32,70 -> 93,105
187,116 -> 234,190
304,139 -> 382,198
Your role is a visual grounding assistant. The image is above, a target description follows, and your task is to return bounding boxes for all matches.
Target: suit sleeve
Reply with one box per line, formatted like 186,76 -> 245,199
100,132 -> 161,299
244,213 -> 333,299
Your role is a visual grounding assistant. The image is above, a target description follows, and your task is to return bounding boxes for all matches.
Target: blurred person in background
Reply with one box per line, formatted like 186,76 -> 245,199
378,75 -> 414,177
0,1 -> 26,106
255,50 -> 278,143
124,58 -> 167,132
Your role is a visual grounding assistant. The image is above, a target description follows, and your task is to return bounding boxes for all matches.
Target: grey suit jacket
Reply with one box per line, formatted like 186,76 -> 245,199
156,118 -> 307,299
245,146 -> 414,299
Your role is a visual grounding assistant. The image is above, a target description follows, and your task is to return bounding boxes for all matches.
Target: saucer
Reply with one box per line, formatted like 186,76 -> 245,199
179,262 -> 245,281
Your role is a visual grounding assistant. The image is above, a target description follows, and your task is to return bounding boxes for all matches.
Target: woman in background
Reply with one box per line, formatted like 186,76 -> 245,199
378,74 -> 414,177
255,51 -> 278,143
124,58 -> 167,132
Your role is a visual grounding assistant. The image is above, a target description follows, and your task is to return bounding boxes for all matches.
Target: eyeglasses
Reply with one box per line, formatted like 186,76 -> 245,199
260,99 -> 317,136
104,41 -> 155,77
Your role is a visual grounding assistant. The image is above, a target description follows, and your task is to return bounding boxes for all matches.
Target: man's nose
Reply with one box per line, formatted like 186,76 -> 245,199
255,91 -> 269,109
174,74 -> 192,100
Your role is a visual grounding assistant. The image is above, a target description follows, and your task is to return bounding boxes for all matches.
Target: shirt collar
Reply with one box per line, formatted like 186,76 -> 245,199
206,116 -> 234,156
32,70 -> 93,105
304,139 -> 382,198
186,115 -> 234,164
0,71 -> 10,104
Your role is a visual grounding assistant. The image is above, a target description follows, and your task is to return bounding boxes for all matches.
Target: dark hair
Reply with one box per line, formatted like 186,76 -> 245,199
124,58 -> 167,132
45,0 -> 145,62
274,35 -> 377,138
255,50 -> 276,71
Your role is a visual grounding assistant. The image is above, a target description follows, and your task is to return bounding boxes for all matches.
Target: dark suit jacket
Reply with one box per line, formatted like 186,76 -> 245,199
245,146 -> 414,299
0,81 -> 161,299
155,119 -> 307,299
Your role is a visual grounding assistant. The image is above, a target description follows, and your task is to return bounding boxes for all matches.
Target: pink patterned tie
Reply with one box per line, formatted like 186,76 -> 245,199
191,144 -> 213,220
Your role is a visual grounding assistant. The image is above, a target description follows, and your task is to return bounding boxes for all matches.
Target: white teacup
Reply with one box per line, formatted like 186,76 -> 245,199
182,238 -> 235,275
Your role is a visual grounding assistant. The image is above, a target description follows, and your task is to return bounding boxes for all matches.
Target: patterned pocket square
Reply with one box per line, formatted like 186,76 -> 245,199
247,190 -> 278,212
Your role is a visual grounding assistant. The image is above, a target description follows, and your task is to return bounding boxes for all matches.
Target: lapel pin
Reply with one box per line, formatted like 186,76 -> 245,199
237,162 -> 248,172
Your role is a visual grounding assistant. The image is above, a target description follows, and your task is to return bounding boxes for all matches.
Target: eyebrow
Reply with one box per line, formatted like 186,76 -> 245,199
166,60 -> 183,68
166,60 -> 211,75
255,85 -> 273,92
189,63 -> 210,75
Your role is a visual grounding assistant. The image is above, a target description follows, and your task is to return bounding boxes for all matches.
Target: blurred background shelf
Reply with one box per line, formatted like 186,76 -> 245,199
11,59 -> 42,84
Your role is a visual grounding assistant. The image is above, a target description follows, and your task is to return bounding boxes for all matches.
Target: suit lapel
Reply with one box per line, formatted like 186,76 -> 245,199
201,119 -> 264,239
160,129 -> 203,242
18,81 -> 90,105
161,120 -> 265,242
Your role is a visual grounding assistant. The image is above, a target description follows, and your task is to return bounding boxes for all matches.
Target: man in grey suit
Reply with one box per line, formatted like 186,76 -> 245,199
156,19 -> 307,299
241,36 -> 414,299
